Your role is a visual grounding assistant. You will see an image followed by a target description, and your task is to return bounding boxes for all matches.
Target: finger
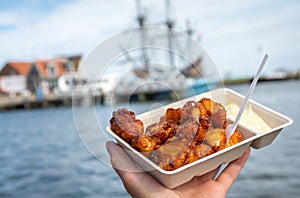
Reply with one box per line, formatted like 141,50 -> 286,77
216,147 -> 251,192
106,141 -> 166,197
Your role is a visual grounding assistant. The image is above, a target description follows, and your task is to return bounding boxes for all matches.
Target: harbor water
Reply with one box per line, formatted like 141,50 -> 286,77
1,80 -> 299,197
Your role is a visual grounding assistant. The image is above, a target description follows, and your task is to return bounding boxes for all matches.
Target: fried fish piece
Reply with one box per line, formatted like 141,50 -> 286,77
199,98 -> 226,129
205,128 -> 227,152
150,121 -> 199,171
180,101 -> 200,123
150,137 -> 187,171
197,102 -> 210,129
194,125 -> 207,143
176,120 -> 199,144
205,128 -> 243,152
110,108 -> 144,143
131,121 -> 178,152
184,143 -> 214,164
160,108 -> 181,124
226,131 -> 243,148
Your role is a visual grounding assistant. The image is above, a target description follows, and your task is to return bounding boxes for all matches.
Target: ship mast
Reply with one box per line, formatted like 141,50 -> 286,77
165,0 -> 175,67
135,0 -> 149,72
135,0 -> 195,72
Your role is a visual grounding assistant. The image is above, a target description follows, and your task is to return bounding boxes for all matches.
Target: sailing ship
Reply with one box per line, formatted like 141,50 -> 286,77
111,0 -> 219,102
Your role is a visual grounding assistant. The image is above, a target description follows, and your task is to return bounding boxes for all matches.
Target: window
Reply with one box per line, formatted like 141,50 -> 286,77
46,62 -> 58,77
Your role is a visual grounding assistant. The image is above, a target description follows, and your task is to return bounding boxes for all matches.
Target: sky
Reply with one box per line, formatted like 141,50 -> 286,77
0,0 -> 300,78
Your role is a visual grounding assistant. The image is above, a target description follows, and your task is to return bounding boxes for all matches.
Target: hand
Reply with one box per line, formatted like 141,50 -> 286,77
106,141 -> 250,198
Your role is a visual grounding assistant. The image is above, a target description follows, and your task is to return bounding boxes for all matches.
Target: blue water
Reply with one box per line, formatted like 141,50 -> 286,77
0,80 -> 299,197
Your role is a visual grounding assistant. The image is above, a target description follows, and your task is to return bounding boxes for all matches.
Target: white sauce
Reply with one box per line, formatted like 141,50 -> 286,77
226,103 -> 271,133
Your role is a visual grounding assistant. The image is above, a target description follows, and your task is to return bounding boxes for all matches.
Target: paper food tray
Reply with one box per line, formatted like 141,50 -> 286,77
106,88 -> 293,188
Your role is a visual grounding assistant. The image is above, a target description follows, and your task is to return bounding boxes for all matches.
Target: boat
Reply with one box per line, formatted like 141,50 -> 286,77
110,0 -> 218,102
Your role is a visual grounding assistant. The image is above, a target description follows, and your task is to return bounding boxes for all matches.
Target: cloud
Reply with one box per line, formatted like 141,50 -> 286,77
0,0 -> 300,77
0,11 -> 21,27
0,0 -> 136,62
168,0 -> 300,77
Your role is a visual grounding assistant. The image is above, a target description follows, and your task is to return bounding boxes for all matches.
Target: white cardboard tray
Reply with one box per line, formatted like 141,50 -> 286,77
106,88 -> 293,189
